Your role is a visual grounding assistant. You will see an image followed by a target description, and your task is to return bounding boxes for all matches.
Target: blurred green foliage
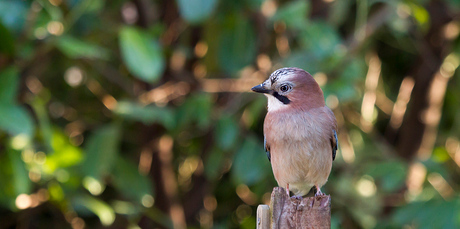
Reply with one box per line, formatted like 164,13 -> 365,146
1,0 -> 460,228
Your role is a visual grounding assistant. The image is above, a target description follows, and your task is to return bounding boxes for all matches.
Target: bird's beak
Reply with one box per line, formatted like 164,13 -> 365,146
251,84 -> 271,94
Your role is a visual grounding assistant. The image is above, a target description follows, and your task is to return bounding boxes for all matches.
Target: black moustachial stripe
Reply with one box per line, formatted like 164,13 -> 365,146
272,92 -> 290,104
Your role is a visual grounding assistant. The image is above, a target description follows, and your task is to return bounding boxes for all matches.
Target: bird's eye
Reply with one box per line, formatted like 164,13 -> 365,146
280,85 -> 291,92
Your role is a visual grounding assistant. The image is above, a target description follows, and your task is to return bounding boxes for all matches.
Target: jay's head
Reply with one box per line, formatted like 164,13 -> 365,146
251,67 -> 325,112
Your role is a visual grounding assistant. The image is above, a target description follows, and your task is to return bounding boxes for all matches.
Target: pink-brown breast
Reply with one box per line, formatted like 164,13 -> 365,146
264,106 -> 336,196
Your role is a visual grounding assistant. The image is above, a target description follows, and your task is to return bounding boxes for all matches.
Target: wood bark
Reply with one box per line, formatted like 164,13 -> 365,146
257,187 -> 331,229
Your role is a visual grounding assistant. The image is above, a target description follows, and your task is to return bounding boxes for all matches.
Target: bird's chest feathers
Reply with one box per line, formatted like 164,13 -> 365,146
265,109 -> 328,143
264,108 -> 332,185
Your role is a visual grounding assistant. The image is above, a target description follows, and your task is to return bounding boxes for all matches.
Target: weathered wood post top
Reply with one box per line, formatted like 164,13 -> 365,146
257,187 -> 331,229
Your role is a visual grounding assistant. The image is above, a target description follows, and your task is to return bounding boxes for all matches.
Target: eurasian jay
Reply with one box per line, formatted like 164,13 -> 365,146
251,67 -> 338,197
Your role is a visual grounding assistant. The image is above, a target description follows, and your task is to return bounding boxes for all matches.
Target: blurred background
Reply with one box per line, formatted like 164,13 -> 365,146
0,0 -> 459,228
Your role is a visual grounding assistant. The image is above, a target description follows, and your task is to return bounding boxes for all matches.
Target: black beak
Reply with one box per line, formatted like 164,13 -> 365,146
251,84 -> 271,94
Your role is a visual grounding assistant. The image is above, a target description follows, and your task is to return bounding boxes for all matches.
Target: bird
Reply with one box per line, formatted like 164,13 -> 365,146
251,67 -> 338,198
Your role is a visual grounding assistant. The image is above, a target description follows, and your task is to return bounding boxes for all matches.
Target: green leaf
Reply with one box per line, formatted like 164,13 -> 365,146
365,161 -> 407,192
244,0 -> 265,10
231,136 -> 271,185
0,22 -> 15,55
244,96 -> 269,128
176,0 -> 218,24
119,26 -> 165,83
329,0 -> 353,26
204,147 -> 226,181
73,195 -> 116,226
114,101 -> 175,129
299,21 -> 342,59
44,129 -> 84,173
30,97 -> 53,152
81,124 -> 121,181
215,115 -> 239,150
0,0 -> 27,33
56,36 -> 111,60
176,94 -> 212,129
283,51 -> 320,74
0,67 -> 19,104
218,17 -> 257,74
7,148 -> 31,196
408,3 -> 430,32
323,58 -> 365,102
144,208 -> 174,228
0,104 -> 35,138
432,147 -> 450,163
392,198 -> 460,229
112,157 -> 154,204
271,0 -> 310,29
0,155 -> 14,209
48,181 -> 65,201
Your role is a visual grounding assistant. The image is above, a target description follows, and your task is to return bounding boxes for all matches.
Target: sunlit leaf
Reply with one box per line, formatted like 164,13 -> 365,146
218,17 -> 257,74
176,0 -> 218,24
44,129 -> 84,173
112,157 -> 154,204
112,200 -> 139,215
48,181 -> 65,201
57,36 -> 111,60
73,195 -> 116,226
81,124 -> 121,181
240,216 -> 256,229
408,3 -> 430,32
0,67 -> 19,104
432,147 -> 450,163
114,101 -> 175,130
119,26 -> 165,83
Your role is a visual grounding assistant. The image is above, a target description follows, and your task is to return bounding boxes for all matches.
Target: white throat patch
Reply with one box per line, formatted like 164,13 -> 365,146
266,94 -> 288,112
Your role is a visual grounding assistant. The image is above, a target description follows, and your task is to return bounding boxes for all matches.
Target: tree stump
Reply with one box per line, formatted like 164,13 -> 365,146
257,187 -> 331,229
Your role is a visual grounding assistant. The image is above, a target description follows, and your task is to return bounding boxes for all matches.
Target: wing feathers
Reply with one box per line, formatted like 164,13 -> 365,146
264,136 -> 271,162
332,130 -> 338,161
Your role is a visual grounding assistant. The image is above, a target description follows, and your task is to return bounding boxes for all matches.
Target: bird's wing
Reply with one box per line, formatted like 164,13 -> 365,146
264,136 -> 271,162
332,130 -> 338,161
323,106 -> 338,161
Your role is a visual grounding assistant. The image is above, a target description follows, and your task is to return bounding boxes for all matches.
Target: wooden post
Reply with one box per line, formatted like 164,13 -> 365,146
257,187 -> 331,229
257,205 -> 270,229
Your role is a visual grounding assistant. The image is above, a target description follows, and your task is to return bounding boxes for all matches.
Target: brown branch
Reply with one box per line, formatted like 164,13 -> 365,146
397,0 -> 453,161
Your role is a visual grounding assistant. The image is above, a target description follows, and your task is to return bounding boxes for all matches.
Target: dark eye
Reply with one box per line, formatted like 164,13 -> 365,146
280,85 -> 291,92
